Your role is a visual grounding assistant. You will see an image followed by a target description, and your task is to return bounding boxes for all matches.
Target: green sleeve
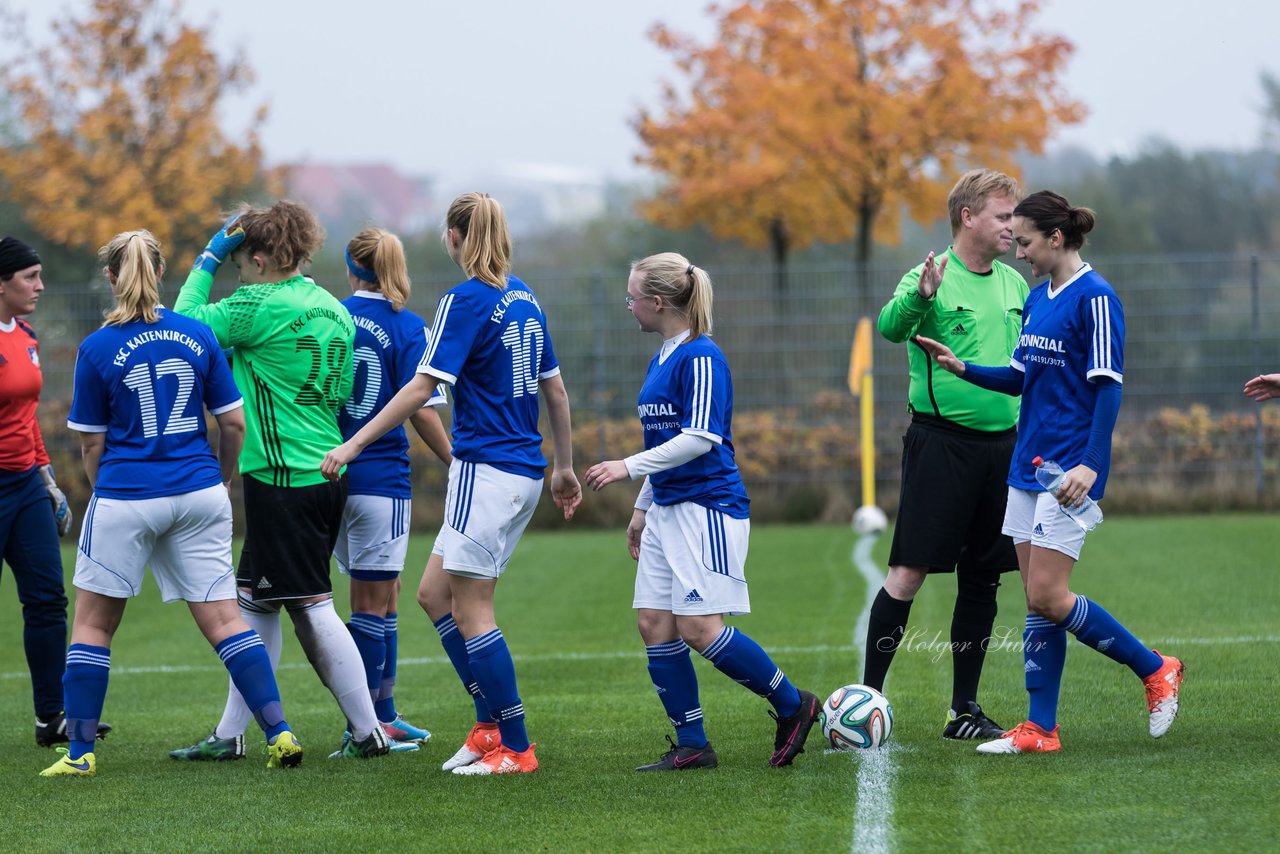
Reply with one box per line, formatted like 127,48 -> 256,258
877,266 -> 935,343
174,268 -> 235,347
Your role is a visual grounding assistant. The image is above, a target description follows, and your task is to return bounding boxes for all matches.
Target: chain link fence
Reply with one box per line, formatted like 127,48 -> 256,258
31,252 -> 1280,526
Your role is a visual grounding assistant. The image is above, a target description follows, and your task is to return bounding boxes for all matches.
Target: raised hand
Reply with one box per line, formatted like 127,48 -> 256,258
913,335 -> 965,376
192,214 -> 246,274
917,250 -> 948,300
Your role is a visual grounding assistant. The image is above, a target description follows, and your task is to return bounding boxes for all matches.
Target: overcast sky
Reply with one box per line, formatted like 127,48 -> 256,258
6,0 -> 1275,180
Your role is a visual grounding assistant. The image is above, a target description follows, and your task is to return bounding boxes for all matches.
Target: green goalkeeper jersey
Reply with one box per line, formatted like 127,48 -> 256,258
175,269 -> 354,487
877,247 -> 1029,432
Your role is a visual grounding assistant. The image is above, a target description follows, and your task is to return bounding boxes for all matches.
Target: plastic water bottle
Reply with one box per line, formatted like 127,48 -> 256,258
1032,456 -> 1104,532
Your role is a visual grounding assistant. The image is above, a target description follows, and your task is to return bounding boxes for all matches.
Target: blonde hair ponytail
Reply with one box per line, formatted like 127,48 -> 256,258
630,252 -> 714,340
444,192 -> 512,290
99,230 -> 164,326
348,227 -> 411,311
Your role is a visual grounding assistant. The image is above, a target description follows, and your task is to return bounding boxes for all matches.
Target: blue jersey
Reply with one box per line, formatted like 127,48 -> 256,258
68,309 -> 242,499
339,292 -> 447,499
638,335 -> 750,518
419,275 -> 559,479
1009,264 -> 1123,498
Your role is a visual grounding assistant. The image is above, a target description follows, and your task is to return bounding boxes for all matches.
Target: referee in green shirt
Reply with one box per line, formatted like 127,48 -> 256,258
864,169 -> 1028,740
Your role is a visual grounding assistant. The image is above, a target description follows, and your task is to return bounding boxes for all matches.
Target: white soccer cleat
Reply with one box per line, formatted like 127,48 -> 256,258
441,722 -> 502,771
975,721 -> 1061,754
1143,652 -> 1184,738
451,744 -> 538,776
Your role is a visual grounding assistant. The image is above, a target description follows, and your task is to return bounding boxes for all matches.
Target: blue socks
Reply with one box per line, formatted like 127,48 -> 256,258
215,631 -> 288,740
1062,596 -> 1163,678
347,612 -> 387,708
63,644 -> 110,760
465,628 -> 528,753
645,640 -> 707,747
374,613 -> 399,723
700,626 -> 800,717
1023,614 -> 1066,731
434,613 -> 493,724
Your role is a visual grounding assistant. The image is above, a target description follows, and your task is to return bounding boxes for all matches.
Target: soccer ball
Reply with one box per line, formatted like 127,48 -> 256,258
821,684 -> 893,750
852,505 -> 888,536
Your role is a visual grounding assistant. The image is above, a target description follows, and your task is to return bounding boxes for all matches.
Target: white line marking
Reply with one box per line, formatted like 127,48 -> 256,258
849,533 -> 895,854
0,633 -> 1270,682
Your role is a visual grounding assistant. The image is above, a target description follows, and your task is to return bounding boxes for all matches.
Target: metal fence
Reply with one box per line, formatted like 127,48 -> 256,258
32,252 -> 1280,523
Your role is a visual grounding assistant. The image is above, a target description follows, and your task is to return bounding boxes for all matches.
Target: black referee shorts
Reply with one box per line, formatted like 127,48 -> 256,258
237,473 -> 347,601
887,415 -> 1019,575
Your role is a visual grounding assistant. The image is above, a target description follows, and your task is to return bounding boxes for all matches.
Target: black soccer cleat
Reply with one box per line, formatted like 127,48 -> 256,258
35,711 -> 112,748
169,731 -> 247,761
942,701 -> 1006,740
768,689 -> 820,767
636,735 -> 718,771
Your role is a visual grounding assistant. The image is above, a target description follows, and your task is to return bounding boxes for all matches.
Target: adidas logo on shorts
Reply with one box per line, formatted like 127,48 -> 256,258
257,577 -> 272,590
683,589 -> 704,604
1032,523 -> 1046,537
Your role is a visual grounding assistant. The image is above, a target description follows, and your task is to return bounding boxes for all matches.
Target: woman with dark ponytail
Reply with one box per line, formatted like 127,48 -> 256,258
916,191 -> 1184,755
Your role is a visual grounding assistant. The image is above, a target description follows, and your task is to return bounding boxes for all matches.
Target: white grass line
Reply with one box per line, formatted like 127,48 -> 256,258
1,633 -> 1272,682
849,533 -> 895,854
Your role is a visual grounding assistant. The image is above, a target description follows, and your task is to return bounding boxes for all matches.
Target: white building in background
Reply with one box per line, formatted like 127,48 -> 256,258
436,162 -> 608,234
285,161 -> 607,239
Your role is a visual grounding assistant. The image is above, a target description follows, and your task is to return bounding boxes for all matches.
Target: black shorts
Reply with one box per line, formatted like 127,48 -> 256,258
237,474 -> 347,601
887,415 -> 1019,575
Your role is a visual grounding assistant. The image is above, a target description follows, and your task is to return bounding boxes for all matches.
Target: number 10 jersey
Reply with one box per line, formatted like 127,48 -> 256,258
419,275 -> 559,479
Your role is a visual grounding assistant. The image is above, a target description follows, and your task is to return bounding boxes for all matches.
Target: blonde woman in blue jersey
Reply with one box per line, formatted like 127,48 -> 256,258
584,252 -> 820,771
42,231 -> 301,777
323,192 -> 581,775
333,227 -> 451,753
917,191 -> 1184,754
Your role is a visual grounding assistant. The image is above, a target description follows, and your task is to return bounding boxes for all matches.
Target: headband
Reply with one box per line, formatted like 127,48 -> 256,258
0,237 -> 41,278
345,246 -> 378,284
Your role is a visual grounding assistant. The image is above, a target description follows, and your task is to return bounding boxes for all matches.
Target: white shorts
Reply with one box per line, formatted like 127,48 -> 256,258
430,460 -> 542,579
75,483 -> 235,603
633,502 -> 751,616
1002,487 -> 1088,561
335,494 -> 412,576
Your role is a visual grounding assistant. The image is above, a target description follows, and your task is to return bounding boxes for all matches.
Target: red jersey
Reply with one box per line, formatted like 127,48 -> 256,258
0,317 -> 49,471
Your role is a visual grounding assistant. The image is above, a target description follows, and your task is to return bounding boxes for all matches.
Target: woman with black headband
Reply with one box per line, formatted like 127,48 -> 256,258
0,236 -> 107,748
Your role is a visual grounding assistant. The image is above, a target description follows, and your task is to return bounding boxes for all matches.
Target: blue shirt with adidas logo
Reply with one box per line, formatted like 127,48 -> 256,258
1010,263 -> 1123,499
637,335 -> 750,518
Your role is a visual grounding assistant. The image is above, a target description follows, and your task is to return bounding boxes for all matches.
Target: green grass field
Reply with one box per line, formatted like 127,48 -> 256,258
1,517 -> 1276,853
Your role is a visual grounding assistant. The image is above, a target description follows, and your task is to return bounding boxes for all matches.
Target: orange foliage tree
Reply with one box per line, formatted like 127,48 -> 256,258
635,0 -> 1085,289
0,0 -> 276,256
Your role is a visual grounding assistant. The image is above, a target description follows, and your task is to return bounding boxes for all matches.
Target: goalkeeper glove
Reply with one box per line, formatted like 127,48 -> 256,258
37,464 -> 73,538
192,214 -> 246,274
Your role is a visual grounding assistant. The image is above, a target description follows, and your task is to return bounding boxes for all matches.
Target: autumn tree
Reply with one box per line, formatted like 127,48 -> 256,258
635,0 -> 1085,294
0,0 -> 276,256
